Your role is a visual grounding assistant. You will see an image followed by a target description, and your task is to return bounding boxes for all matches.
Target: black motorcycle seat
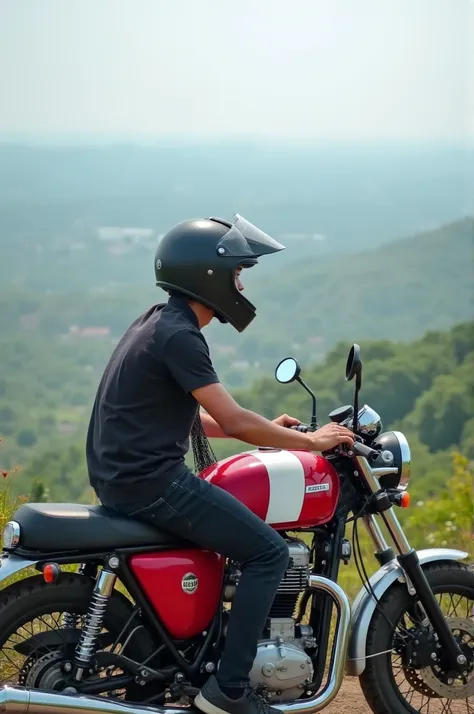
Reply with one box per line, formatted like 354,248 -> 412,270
11,502 -> 188,552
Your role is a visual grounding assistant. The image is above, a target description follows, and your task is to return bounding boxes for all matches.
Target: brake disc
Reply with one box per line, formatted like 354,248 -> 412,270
25,651 -> 70,690
419,617 -> 474,700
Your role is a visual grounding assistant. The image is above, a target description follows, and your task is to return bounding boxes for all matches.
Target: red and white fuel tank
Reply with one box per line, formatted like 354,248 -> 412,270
199,448 -> 340,530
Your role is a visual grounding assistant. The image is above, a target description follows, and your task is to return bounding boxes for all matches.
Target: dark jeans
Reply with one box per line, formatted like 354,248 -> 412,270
120,469 -> 289,689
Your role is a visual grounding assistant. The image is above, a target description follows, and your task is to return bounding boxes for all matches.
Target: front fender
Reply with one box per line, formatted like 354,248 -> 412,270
345,548 -> 469,677
0,552 -> 40,586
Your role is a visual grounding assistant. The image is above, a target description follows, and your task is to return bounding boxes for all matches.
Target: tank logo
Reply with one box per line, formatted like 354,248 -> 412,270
182,572 -> 199,594
305,484 -> 330,494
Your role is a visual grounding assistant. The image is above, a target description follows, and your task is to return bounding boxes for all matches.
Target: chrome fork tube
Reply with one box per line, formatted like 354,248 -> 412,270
362,514 -> 389,552
354,456 -> 411,555
380,508 -> 411,555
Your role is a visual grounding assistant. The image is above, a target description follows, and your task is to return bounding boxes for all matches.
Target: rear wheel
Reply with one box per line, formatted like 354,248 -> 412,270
0,572 -> 158,702
360,562 -> 474,714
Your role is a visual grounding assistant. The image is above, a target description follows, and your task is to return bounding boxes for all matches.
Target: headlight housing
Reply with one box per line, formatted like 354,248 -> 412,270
373,431 -> 411,491
2,521 -> 21,550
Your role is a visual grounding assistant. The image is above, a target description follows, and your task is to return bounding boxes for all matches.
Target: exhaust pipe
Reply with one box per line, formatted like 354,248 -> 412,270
0,577 -> 350,714
0,686 -> 178,714
279,576 -> 351,713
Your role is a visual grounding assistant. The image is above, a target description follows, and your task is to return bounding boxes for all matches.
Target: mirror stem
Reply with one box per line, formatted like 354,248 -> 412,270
352,372 -> 362,432
296,377 -> 318,427
352,391 -> 359,433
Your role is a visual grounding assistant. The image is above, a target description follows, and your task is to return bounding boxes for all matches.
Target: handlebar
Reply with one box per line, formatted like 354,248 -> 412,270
290,423 -> 316,433
351,440 -> 380,462
289,424 -> 392,465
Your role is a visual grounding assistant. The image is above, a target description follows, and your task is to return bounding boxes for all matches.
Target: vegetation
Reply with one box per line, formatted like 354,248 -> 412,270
0,142 -> 471,595
0,218 -> 472,391
0,320 -> 472,518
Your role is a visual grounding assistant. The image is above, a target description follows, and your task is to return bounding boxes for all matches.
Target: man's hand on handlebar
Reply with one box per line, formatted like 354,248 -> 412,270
290,422 -> 354,451
275,414 -> 354,452
307,423 -> 354,452
272,414 -> 301,428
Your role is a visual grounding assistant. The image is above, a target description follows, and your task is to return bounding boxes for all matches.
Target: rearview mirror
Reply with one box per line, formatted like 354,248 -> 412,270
275,357 -> 300,384
345,344 -> 362,382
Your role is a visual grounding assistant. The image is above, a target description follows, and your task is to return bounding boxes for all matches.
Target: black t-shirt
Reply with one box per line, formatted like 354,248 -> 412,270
86,295 -> 220,508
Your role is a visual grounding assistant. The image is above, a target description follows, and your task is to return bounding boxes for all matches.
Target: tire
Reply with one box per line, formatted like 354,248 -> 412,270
0,572 -> 155,700
359,562 -> 474,714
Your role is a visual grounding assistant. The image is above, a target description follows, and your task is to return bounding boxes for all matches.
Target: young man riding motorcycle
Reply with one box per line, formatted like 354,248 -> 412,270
86,214 -> 354,714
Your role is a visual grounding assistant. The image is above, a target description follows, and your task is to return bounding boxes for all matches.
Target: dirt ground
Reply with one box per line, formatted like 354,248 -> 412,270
324,678 -> 371,713
322,678 -> 473,714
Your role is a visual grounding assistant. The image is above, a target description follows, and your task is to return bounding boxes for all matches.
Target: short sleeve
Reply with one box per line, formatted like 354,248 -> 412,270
163,329 -> 220,394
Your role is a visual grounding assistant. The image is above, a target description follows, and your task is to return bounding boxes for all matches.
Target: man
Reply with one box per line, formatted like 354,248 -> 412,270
87,214 -> 354,714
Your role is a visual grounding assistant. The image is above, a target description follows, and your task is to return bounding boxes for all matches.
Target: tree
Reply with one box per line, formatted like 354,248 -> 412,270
16,428 -> 38,448
406,452 -> 473,555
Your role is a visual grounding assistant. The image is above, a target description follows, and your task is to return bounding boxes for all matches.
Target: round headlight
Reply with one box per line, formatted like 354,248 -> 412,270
2,521 -> 21,550
373,431 -> 411,491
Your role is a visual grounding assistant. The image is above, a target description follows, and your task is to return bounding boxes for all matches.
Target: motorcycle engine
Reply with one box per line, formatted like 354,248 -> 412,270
225,538 -> 315,701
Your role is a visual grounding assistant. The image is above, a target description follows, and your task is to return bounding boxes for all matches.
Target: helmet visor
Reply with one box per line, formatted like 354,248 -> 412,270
215,214 -> 285,258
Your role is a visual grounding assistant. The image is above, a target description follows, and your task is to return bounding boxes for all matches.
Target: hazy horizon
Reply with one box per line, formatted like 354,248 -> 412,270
1,0 -> 472,142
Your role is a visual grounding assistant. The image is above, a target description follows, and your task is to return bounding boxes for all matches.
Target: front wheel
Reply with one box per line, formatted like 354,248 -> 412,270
360,562 -> 474,714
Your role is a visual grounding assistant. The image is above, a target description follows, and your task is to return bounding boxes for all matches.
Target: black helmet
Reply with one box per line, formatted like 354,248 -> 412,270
154,214 -> 285,332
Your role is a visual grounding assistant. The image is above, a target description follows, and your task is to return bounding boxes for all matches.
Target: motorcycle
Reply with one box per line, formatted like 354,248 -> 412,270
0,344 -> 472,714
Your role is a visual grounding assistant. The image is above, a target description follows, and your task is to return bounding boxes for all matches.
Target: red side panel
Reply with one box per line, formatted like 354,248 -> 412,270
129,549 -> 224,639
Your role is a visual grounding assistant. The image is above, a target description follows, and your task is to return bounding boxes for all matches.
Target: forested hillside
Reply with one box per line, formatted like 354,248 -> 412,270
1,218 -> 472,390
1,321 -> 472,509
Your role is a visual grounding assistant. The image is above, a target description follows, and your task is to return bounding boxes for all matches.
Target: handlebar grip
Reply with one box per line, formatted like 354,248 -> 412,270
290,424 -> 309,433
290,423 -> 316,433
352,441 -> 379,462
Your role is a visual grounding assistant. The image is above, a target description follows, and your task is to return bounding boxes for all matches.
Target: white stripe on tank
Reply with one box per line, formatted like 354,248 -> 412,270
253,449 -> 305,524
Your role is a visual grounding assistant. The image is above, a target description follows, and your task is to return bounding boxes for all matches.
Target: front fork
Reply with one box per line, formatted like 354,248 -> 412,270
356,458 -> 468,674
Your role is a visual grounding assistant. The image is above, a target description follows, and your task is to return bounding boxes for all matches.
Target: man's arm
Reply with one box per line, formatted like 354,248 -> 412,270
200,411 -> 229,438
201,411 -> 300,439
163,330 -> 352,451
192,383 -> 354,451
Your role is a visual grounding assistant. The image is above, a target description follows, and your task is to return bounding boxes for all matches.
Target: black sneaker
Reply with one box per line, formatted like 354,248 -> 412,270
195,675 -> 281,714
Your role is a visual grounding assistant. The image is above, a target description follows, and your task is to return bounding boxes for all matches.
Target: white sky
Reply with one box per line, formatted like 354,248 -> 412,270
0,0 -> 472,140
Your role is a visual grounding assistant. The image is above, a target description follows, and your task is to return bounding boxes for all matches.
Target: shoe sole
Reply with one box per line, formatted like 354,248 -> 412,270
195,691 -> 233,714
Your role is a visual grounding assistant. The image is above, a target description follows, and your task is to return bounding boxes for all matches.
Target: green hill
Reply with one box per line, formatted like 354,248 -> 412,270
1,218 -> 472,392
1,320 -> 472,506
206,217 -> 474,384
210,321 -> 474,502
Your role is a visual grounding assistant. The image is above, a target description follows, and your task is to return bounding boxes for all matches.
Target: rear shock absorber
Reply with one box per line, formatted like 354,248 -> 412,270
62,563 -> 89,630
73,568 -> 117,680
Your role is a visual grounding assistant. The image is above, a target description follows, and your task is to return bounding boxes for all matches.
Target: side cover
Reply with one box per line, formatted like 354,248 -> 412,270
129,549 -> 224,640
